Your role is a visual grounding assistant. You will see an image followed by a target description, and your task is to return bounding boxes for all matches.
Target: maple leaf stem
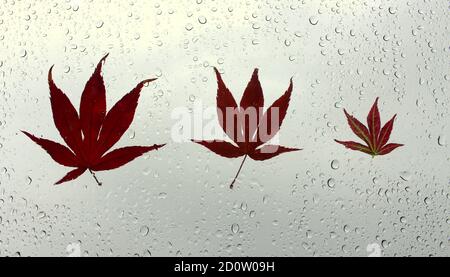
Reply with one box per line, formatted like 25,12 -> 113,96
230,155 -> 248,189
89,169 -> 102,186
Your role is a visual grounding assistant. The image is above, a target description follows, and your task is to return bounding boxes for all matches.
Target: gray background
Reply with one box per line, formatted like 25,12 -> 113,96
0,0 -> 448,256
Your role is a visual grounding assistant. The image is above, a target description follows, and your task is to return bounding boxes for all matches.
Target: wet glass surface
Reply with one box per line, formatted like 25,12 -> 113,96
0,0 -> 448,256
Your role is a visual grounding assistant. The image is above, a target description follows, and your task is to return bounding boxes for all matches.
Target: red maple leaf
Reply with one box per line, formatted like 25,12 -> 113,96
335,97 -> 403,156
192,68 -> 300,189
23,54 -> 165,185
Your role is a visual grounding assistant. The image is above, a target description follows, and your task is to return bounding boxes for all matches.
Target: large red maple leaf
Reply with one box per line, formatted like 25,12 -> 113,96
23,54 -> 165,185
192,68 -> 300,189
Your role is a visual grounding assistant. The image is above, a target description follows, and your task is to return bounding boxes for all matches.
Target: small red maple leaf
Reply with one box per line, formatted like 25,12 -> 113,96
335,97 -> 403,156
23,54 -> 165,185
192,68 -> 300,189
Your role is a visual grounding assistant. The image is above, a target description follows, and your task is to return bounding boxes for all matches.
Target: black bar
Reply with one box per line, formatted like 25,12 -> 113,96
0,256 -> 445,275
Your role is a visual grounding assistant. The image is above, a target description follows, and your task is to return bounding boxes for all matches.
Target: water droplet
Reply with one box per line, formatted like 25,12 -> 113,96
19,49 -> 27,58
400,171 -> 411,181
37,211 -> 46,219
343,225 -> 350,233
388,7 -> 397,14
249,210 -> 255,218
198,16 -> 207,24
231,223 -> 239,234
143,250 -> 152,257
309,16 -> 319,25
327,178 -> 336,188
331,160 -> 340,170
140,226 -> 149,236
